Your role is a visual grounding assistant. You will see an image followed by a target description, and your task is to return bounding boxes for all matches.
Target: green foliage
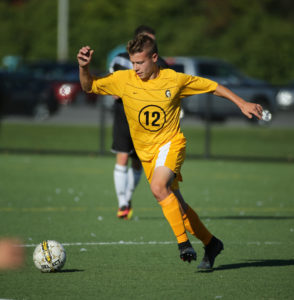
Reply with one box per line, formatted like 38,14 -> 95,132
0,0 -> 57,61
0,0 -> 294,84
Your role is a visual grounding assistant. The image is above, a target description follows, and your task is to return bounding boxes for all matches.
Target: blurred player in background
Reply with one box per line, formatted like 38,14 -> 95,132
77,35 -> 263,269
109,25 -> 169,220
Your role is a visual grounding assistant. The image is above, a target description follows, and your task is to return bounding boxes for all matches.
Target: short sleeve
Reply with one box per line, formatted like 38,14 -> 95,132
90,70 -> 129,97
176,72 -> 218,98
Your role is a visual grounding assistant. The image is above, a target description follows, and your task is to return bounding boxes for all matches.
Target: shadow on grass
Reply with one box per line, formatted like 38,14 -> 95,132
135,216 -> 164,221
215,259 -> 294,271
204,216 -> 294,220
186,154 -> 294,164
57,269 -> 85,273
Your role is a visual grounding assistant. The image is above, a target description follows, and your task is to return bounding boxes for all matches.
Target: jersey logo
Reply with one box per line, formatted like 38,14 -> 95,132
165,89 -> 171,98
138,105 -> 166,132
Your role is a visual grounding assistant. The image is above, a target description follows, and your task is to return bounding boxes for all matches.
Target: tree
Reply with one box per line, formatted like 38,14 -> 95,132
0,0 -> 294,84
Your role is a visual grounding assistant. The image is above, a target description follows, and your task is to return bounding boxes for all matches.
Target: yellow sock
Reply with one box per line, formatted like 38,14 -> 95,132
183,204 -> 212,246
159,193 -> 188,244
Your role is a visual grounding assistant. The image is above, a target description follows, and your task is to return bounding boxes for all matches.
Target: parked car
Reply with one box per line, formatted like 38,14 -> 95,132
20,61 -> 98,105
276,81 -> 294,110
165,56 -> 278,124
0,70 -> 59,120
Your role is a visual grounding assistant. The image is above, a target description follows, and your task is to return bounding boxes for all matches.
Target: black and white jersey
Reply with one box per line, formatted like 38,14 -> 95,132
109,52 -> 169,73
109,52 -> 132,73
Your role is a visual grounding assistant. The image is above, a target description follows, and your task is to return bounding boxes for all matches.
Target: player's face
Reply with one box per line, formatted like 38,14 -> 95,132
129,50 -> 158,81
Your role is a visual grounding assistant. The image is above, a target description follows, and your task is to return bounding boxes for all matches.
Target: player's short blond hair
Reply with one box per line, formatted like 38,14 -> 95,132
127,34 -> 158,58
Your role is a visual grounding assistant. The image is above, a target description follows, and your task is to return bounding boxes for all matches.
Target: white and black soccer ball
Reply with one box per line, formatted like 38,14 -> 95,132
33,240 -> 66,272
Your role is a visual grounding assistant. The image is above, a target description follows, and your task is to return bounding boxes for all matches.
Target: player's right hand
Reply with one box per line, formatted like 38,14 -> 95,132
0,238 -> 24,270
77,46 -> 94,68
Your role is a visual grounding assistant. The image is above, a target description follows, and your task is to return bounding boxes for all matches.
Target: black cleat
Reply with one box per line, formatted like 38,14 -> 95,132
178,240 -> 197,263
197,236 -> 224,270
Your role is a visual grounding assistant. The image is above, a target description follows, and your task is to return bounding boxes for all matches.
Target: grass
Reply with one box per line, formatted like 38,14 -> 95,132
0,123 -> 105,152
1,122 -> 294,159
0,153 -> 294,299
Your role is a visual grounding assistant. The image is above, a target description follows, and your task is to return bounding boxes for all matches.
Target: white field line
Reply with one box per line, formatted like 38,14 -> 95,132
22,241 -> 178,247
21,240 -> 283,248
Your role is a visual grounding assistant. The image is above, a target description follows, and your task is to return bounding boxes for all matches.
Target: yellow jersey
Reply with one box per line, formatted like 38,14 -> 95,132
90,68 -> 217,161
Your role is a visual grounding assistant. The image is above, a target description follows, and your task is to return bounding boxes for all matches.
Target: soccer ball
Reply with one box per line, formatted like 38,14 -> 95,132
33,240 -> 66,272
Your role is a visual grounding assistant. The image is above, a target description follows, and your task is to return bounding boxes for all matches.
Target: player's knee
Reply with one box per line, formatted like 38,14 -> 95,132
150,181 -> 168,202
116,153 -> 129,165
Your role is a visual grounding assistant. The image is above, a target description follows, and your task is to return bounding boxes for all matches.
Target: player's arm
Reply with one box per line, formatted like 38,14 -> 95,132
213,84 -> 263,120
77,46 -> 94,93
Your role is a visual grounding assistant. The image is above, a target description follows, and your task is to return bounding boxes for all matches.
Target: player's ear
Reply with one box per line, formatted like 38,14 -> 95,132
152,53 -> 158,63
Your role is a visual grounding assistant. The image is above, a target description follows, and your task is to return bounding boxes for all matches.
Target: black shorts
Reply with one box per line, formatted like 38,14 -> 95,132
112,100 -> 138,158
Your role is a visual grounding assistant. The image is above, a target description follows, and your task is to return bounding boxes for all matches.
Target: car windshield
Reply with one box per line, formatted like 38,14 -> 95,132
197,62 -> 243,80
21,63 -> 79,81
167,63 -> 185,73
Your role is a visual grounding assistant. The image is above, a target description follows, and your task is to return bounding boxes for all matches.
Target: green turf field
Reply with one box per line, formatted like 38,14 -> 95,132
0,153 -> 293,299
1,122 -> 294,160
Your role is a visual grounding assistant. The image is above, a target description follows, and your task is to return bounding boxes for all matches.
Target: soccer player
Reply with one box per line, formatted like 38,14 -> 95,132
77,35 -> 263,269
109,25 -> 169,220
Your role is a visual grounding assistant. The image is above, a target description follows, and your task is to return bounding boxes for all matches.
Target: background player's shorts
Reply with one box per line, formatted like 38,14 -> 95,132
141,134 -> 186,191
111,99 -> 138,158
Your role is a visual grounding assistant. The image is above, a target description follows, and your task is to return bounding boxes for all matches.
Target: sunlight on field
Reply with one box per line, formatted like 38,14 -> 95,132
0,154 -> 293,299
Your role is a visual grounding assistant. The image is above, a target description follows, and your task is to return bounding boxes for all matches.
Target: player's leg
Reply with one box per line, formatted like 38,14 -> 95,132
150,166 -> 196,262
174,189 -> 224,269
150,167 -> 187,244
112,100 -> 133,219
114,152 -> 129,218
143,136 -> 196,262
125,153 -> 143,213
173,189 -> 212,245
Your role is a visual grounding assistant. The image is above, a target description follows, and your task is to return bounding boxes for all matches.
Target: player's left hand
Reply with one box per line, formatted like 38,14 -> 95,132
241,102 -> 263,120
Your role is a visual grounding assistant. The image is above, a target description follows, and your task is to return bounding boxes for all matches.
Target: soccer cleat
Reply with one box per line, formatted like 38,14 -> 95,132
124,207 -> 133,220
117,205 -> 133,220
197,236 -> 224,270
178,240 -> 197,263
